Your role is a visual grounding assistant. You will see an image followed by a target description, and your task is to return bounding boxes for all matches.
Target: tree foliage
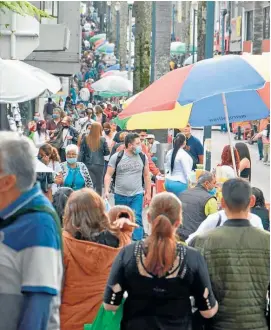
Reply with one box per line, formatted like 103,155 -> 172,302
0,1 -> 51,19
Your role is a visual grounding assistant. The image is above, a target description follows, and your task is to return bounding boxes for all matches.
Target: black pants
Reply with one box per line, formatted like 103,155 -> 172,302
59,149 -> 66,163
87,164 -> 104,196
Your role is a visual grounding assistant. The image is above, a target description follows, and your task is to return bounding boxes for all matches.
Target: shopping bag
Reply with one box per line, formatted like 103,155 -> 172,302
84,300 -> 124,330
104,198 -> 111,212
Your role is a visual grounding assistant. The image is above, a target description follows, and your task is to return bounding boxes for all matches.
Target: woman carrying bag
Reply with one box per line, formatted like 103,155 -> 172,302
103,192 -> 218,330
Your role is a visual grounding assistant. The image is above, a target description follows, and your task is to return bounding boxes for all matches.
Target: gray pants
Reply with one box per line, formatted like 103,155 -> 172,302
87,164 -> 104,196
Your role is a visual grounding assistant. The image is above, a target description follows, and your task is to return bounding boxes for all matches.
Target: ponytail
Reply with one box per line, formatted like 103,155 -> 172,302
144,215 -> 176,278
171,133 -> 186,172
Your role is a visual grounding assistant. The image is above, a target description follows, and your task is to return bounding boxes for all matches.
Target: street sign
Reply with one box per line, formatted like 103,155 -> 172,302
0,10 -> 39,60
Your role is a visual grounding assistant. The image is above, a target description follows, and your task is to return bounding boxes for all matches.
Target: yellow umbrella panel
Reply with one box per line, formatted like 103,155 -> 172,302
126,102 -> 193,130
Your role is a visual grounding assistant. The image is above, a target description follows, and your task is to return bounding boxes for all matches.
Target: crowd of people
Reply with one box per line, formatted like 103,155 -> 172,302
0,130 -> 269,330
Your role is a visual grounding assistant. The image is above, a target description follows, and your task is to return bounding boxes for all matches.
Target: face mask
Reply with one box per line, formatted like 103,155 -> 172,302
41,128 -> 46,132
67,157 -> 77,164
34,116 -> 39,122
209,188 -> 217,196
62,124 -> 69,128
104,129 -> 111,135
133,145 -> 142,155
52,114 -> 60,119
38,155 -> 43,161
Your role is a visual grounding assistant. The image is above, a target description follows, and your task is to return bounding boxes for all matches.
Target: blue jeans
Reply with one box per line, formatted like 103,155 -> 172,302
165,179 -> 188,198
114,193 -> 144,241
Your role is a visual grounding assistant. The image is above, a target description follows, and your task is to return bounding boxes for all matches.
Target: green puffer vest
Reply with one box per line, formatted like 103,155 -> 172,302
194,223 -> 270,330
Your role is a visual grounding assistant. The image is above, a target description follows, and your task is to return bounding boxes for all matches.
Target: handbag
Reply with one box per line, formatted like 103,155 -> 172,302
84,300 -> 125,330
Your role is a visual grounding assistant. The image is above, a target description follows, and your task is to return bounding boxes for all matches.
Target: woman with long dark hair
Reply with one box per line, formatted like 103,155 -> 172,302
235,142 -> 251,181
33,120 -> 49,147
164,133 -> 193,197
251,187 -> 269,231
103,192 -> 218,329
78,122 -> 110,195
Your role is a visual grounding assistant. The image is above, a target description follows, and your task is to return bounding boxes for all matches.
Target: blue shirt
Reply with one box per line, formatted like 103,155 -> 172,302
0,183 -> 62,330
64,164 -> 86,191
185,135 -> 204,170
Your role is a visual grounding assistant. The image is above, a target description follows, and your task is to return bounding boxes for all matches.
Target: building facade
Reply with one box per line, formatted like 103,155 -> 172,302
25,1 -> 81,79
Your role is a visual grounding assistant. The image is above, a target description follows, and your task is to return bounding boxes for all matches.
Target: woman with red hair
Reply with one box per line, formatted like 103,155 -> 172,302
219,145 -> 240,179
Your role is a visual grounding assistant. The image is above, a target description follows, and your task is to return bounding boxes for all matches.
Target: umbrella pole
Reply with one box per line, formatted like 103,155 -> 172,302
222,93 -> 238,177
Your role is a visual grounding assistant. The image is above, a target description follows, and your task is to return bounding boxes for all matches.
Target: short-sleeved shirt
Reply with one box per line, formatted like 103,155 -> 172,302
108,151 -> 148,197
104,242 -> 216,330
184,135 -> 204,170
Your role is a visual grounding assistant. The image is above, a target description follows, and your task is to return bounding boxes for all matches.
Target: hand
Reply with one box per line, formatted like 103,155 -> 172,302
104,191 -> 110,200
67,135 -> 73,140
54,174 -> 63,185
144,192 -> 152,206
113,218 -> 139,230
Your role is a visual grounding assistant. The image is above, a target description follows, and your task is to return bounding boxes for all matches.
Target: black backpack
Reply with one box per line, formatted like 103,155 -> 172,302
111,150 -> 146,188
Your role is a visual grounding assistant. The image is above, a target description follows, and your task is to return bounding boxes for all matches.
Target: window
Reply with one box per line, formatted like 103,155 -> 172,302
263,6 -> 270,39
39,1 -> 58,24
245,10 -> 253,41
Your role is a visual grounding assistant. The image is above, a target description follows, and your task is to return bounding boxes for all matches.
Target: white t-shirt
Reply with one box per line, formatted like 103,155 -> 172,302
219,165 -> 236,179
165,148 -> 193,184
150,141 -> 160,154
186,210 -> 264,244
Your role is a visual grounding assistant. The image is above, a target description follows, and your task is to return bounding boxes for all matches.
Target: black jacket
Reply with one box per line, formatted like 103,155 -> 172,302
50,126 -> 79,149
78,136 -> 110,166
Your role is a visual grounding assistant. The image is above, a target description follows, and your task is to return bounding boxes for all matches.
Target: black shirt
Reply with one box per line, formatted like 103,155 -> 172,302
104,241 -> 216,330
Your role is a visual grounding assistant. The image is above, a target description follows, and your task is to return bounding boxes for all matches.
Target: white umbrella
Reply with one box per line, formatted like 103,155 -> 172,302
0,58 -> 61,103
35,158 -> 54,173
183,54 -> 198,66
92,75 -> 133,93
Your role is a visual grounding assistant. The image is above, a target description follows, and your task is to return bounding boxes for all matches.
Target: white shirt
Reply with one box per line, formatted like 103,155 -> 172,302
186,210 -> 264,244
165,148 -> 193,184
150,141 -> 160,154
33,131 -> 49,148
219,165 -> 235,180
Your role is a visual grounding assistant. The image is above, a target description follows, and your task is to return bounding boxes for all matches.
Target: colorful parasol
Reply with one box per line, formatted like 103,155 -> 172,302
120,55 -> 270,175
89,33 -> 106,43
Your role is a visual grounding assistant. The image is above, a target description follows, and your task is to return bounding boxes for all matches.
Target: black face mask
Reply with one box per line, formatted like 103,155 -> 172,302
104,129 -> 111,135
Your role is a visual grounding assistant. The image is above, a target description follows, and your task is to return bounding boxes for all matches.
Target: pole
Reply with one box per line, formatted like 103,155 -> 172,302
192,9 -> 196,63
172,4 -> 175,41
150,1 -> 156,83
203,1 -> 215,171
128,4 -> 133,81
222,93 -> 237,176
116,11 -> 120,60
221,9 -> 227,55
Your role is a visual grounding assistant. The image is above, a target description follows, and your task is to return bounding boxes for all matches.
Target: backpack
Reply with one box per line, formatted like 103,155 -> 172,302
111,150 -> 146,189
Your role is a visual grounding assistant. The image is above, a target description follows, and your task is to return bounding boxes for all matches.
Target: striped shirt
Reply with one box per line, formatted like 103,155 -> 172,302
0,184 -> 63,330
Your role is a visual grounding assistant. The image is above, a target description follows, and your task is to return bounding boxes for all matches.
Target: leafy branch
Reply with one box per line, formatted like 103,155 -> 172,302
0,1 -> 51,19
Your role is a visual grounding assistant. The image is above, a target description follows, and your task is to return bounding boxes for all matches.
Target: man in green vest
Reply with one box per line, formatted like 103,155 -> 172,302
192,178 -> 270,330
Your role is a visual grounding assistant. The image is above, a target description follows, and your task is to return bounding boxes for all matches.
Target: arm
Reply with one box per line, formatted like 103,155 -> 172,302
191,251 -> 218,319
198,155 -> 204,164
18,292 -> 53,330
78,137 -> 85,163
196,140 -> 204,164
104,166 -> 115,199
239,158 -> 250,173
71,127 -> 79,144
82,163 -> 93,188
104,248 -> 126,311
143,158 -> 152,205
103,139 -> 110,156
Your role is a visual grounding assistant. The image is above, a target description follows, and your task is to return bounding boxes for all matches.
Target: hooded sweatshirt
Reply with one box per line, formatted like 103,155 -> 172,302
60,229 -> 132,330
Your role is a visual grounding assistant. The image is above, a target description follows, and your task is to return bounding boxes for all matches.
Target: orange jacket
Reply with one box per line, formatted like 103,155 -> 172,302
60,230 -> 132,330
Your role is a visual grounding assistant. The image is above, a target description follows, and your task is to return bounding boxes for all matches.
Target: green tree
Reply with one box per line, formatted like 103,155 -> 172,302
0,1 -> 50,19
133,1 -> 152,94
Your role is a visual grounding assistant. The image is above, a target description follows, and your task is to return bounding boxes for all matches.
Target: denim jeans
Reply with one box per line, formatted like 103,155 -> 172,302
165,179 -> 188,198
258,139 -> 264,159
114,193 -> 144,241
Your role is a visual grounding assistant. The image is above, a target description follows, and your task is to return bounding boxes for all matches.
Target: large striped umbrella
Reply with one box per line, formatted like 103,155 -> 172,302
97,43 -> 115,54
89,33 -> 106,43
120,55 -> 269,174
